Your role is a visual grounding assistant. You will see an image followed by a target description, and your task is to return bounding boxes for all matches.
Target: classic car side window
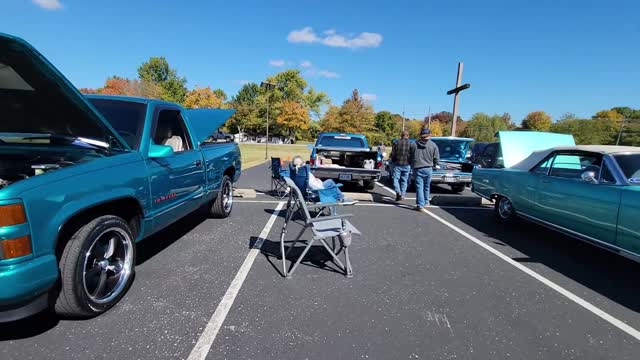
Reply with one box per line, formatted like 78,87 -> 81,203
532,157 -> 553,175
152,109 -> 192,153
600,162 -> 616,184
549,153 -> 601,179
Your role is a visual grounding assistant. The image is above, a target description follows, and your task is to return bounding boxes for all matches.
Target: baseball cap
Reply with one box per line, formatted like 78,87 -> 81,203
420,128 -> 431,136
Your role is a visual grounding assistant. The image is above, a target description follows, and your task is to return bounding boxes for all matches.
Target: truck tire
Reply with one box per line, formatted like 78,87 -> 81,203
494,196 -> 516,223
210,175 -> 233,218
451,184 -> 466,193
363,180 -> 376,191
55,215 -> 136,318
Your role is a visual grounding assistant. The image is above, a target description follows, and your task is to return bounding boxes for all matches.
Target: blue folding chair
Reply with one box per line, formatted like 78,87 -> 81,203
288,164 -> 355,218
270,157 -> 289,198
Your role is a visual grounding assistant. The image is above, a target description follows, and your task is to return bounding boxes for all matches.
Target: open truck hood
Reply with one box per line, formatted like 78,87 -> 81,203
498,131 -> 575,168
0,33 -> 126,149
184,108 -> 236,145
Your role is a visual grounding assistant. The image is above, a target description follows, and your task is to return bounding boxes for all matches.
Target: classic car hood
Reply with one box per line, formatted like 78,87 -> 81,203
184,108 -> 236,144
431,137 -> 473,163
498,131 -> 575,168
0,33 -> 126,149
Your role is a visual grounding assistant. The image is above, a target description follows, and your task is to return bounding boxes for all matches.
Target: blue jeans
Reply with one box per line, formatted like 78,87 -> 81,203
414,167 -> 433,208
392,164 -> 411,196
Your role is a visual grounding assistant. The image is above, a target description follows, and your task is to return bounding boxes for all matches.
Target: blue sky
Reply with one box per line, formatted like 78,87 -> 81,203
3,0 -> 639,123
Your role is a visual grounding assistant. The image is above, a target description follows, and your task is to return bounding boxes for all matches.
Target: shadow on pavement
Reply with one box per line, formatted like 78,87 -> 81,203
136,211 -> 208,265
440,207 -> 640,313
0,309 -> 60,340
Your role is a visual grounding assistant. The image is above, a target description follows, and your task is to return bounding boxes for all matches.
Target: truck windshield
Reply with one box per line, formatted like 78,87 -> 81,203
613,154 -> 640,184
88,99 -> 147,150
317,135 -> 365,148
431,139 -> 472,162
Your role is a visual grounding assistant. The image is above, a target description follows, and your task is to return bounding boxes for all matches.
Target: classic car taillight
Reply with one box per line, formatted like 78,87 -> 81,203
376,161 -> 383,169
0,203 -> 26,227
0,236 -> 32,260
309,158 -> 315,166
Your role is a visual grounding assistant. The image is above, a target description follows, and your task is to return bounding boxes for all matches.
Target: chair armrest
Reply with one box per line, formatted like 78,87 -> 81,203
307,202 -> 341,209
306,213 -> 353,224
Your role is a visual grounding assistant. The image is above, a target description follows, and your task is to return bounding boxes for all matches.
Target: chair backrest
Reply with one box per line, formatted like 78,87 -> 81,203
283,177 -> 312,220
289,164 -> 311,198
271,157 -> 282,179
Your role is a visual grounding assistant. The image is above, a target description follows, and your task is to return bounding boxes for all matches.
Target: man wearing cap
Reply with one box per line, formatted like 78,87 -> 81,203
409,128 -> 440,212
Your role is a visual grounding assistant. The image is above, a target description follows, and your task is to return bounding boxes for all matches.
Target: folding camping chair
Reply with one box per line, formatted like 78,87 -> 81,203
280,176 -> 361,278
270,157 -> 289,198
288,164 -> 356,218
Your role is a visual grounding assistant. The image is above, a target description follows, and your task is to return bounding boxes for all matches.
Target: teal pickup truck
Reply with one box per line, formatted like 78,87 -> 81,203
0,34 -> 241,321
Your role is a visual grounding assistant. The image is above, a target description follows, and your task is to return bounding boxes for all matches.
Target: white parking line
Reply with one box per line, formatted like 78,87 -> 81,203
423,209 -> 640,341
376,181 -> 396,195
187,202 -> 285,360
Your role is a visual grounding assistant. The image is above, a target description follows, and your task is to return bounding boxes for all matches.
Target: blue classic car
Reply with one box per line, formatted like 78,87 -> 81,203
472,131 -> 640,261
386,137 -> 474,193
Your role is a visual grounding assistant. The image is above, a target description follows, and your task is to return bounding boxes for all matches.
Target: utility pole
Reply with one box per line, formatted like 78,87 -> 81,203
260,81 -> 276,159
446,62 -> 471,136
616,118 -> 628,145
402,105 -> 406,132
428,106 -> 432,129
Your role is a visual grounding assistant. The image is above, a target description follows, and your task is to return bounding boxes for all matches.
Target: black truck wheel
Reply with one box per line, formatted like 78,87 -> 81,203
451,184 -> 466,193
210,175 -> 233,218
55,215 -> 136,318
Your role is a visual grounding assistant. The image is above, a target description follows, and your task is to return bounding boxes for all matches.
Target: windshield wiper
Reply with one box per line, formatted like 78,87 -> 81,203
22,134 -> 111,154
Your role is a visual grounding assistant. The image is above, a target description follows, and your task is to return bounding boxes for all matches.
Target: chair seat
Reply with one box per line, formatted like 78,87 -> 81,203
312,219 -> 361,240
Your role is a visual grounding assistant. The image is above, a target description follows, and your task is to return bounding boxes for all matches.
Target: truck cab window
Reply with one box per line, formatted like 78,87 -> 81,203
153,110 -> 191,152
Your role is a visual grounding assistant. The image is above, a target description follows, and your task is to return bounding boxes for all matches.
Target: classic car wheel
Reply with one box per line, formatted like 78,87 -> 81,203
451,184 -> 466,193
495,196 -> 516,223
211,175 -> 233,218
55,215 -> 135,318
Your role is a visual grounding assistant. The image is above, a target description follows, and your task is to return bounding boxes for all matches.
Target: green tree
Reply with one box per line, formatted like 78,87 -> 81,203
212,89 -> 227,102
522,111 -> 552,131
228,83 -> 262,136
320,89 -> 375,134
462,113 -> 510,142
304,87 -> 330,119
593,109 -> 623,120
137,57 -> 187,103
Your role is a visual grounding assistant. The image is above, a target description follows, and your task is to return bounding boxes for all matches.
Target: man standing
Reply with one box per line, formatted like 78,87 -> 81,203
410,128 -> 439,212
389,131 -> 411,201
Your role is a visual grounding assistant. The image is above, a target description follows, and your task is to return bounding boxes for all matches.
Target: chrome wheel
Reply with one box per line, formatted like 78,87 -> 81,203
83,228 -> 133,304
498,197 -> 514,219
222,180 -> 233,213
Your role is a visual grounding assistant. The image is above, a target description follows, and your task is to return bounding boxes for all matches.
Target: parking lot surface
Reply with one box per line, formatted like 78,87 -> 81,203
2,162 -> 640,359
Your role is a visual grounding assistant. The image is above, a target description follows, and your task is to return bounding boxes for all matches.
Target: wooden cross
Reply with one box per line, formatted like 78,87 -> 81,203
446,62 -> 471,136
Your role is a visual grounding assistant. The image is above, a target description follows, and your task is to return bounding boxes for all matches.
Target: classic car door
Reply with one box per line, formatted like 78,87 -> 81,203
535,151 -> 621,244
146,107 -> 206,228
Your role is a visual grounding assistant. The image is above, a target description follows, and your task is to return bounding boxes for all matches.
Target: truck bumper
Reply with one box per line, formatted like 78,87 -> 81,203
0,255 -> 58,322
311,168 -> 381,182
430,172 -> 472,185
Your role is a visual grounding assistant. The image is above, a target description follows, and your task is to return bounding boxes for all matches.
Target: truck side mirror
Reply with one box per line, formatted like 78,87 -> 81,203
149,144 -> 174,158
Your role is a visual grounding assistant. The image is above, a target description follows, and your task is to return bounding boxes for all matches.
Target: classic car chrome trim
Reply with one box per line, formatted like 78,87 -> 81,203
516,211 -> 640,263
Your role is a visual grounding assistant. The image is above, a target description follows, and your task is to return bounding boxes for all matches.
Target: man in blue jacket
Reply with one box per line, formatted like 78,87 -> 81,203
410,128 -> 440,212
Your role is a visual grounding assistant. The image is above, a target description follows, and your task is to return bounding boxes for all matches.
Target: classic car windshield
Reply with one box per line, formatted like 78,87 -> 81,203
431,139 -> 472,162
613,154 -> 640,184
88,99 -> 147,150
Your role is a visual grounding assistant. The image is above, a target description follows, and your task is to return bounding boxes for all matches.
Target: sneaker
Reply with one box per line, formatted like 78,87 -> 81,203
395,193 -> 402,202
415,206 -> 428,213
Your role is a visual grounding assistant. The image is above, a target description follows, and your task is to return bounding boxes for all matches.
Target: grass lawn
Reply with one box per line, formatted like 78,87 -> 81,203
240,143 -> 311,169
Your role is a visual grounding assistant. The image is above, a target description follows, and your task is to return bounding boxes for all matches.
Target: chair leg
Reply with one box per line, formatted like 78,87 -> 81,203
280,229 -> 288,277
318,238 -> 347,275
285,226 -> 307,257
287,238 -> 315,279
344,247 -> 353,278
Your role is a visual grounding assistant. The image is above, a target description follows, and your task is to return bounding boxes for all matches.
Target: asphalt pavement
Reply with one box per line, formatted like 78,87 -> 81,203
2,162 -> 640,359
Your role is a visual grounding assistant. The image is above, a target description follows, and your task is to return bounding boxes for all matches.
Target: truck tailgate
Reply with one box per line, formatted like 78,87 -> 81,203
311,167 -> 380,181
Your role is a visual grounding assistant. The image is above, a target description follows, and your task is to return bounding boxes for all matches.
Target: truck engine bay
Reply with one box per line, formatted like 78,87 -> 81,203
0,150 -> 90,189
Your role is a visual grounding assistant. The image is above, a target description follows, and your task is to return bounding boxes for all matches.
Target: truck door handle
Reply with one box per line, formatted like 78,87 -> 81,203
194,160 -> 202,167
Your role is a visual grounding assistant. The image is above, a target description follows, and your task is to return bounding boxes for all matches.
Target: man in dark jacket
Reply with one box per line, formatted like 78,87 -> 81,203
389,131 -> 411,201
410,128 -> 439,212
